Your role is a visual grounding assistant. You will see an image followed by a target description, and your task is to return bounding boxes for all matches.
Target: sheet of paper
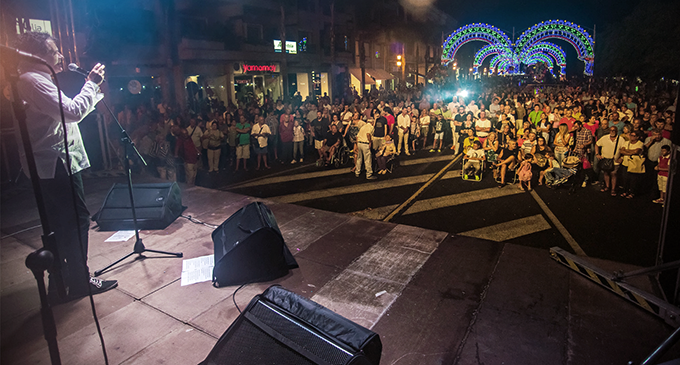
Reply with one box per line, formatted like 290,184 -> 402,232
105,230 -> 136,242
180,255 -> 214,286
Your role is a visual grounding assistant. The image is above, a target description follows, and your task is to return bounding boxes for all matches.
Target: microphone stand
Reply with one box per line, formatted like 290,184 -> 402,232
93,98 -> 182,276
1,48 -> 65,365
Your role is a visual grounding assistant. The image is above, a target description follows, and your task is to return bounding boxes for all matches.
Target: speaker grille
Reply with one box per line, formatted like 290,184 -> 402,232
250,301 -> 353,365
209,314 -> 315,365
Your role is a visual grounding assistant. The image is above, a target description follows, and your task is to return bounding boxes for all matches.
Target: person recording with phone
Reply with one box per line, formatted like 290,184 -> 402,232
14,31 -> 117,304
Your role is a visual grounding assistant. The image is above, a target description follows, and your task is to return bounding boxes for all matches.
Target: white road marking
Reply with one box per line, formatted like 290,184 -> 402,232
383,154 -> 463,222
350,185 -> 523,220
270,171 -> 461,204
230,155 -> 455,189
530,190 -> 587,256
457,214 -> 552,242
404,186 -> 525,215
311,225 -> 448,329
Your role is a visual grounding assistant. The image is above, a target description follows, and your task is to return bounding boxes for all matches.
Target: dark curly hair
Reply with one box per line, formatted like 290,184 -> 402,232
13,31 -> 55,57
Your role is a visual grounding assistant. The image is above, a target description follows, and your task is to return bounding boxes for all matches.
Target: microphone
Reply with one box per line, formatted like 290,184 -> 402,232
68,63 -> 105,83
68,63 -> 90,77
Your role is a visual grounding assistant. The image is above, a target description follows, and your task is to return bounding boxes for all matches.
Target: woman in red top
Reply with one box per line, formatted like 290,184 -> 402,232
279,110 -> 295,164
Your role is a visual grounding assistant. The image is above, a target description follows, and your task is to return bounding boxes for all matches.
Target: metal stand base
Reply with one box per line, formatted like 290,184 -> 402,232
94,238 -> 182,276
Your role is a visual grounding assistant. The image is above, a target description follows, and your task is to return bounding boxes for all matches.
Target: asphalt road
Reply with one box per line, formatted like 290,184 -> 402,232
205,148 -> 664,268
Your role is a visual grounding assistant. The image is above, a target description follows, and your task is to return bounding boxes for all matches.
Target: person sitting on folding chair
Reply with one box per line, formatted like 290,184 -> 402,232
463,140 -> 486,180
494,139 -> 520,187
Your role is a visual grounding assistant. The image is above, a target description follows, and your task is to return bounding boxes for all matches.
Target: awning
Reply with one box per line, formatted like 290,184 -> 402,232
349,68 -> 375,84
365,68 -> 394,80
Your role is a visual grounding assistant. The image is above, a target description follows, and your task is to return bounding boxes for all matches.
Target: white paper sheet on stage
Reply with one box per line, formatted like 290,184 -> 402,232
105,230 -> 136,242
180,255 -> 214,286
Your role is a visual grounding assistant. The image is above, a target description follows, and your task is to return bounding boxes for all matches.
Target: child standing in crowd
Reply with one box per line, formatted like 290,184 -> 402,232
654,145 -> 671,204
292,119 -> 305,163
518,153 -> 534,191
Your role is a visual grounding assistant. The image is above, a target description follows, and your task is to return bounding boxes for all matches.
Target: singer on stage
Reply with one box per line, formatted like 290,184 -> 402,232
14,31 -> 117,304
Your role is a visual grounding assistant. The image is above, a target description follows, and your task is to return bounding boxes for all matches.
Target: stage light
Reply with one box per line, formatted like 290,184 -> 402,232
397,61 -> 402,67
397,55 -> 402,60
457,90 -> 469,98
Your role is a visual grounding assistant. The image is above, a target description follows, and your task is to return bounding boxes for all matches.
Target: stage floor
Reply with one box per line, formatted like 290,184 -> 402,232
1,175 -> 679,365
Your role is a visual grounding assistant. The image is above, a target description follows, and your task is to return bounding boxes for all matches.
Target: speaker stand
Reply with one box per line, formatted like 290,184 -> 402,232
94,103 -> 182,277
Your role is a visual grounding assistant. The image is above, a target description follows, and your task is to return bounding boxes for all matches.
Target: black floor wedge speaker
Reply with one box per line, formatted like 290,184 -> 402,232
211,202 -> 298,287
200,285 -> 382,365
92,182 -> 183,231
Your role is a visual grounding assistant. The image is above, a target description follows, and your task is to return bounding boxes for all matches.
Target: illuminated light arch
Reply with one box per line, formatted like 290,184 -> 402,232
524,54 -> 556,75
519,42 -> 567,75
515,19 -> 594,75
442,23 -> 512,64
473,44 -> 514,74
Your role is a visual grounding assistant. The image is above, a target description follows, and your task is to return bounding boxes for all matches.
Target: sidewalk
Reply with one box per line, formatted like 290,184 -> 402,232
1,175 -> 679,364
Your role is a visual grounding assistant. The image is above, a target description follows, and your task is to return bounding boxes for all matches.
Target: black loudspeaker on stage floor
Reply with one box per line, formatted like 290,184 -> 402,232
200,285 -> 382,365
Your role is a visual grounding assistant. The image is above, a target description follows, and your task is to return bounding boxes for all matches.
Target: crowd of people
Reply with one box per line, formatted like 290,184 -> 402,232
114,78 -> 675,203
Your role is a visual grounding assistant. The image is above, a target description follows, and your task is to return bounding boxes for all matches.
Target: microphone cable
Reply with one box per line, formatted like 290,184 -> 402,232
51,63 -> 110,365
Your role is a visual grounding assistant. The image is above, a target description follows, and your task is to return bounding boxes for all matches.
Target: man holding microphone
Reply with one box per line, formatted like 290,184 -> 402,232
14,31 -> 117,304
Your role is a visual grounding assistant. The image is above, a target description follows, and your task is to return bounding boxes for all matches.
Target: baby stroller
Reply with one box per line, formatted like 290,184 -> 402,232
545,153 -> 579,188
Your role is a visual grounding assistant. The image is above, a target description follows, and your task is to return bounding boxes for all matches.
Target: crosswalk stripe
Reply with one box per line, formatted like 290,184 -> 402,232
530,190 -> 587,256
351,185 -> 524,220
404,186 -> 525,215
270,171 -> 461,204
457,214 -> 552,242
311,225 -> 448,329
231,155 -> 455,189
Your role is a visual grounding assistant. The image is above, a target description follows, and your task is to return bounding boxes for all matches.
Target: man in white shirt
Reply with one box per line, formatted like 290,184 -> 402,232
355,119 -> 376,179
396,108 -> 411,155
475,111 -> 491,142
15,31 -> 116,303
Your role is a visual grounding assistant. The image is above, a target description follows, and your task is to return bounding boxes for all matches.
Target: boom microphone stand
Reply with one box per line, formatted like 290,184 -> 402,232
92,88 -> 182,277
1,45 -> 66,365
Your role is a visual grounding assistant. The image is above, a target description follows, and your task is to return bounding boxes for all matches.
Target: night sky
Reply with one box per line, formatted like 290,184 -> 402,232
436,0 -> 643,37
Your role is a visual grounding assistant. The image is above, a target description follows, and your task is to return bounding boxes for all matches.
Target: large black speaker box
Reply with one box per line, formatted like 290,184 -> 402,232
200,285 -> 382,365
211,202 -> 298,287
92,182 -> 183,231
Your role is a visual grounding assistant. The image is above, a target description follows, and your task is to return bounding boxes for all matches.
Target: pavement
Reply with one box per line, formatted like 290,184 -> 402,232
2,167 -> 679,364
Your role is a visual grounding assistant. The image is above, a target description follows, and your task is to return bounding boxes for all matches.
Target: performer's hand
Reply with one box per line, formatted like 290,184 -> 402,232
87,63 -> 105,85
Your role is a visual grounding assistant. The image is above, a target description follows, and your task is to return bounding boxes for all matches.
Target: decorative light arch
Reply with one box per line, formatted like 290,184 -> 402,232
442,23 -> 512,64
441,19 -> 595,76
473,44 -> 514,74
524,54 -> 556,75
515,20 -> 594,75
520,42 -> 567,75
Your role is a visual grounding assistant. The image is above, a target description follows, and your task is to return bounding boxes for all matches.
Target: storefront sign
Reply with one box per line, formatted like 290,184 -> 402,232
243,64 -> 278,73
273,40 -> 297,54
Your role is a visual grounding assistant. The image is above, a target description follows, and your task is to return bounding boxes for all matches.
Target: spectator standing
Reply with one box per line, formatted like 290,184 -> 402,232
234,116 -> 252,171
266,111 -> 280,162
619,131 -> 645,198
653,145 -> 671,204
252,116 -> 271,170
596,126 -> 622,195
373,110 -> 388,152
528,104 -> 543,126
292,120 -> 305,163
644,129 -> 672,198
201,121 -> 224,173
176,128 -> 200,185
420,108 -> 431,148
355,118 -> 376,180
279,112 -> 294,164
396,108 -> 411,155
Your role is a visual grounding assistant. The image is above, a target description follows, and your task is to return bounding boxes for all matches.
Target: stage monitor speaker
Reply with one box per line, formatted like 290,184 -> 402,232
92,182 -> 183,231
200,285 -> 382,365
211,202 -> 298,287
